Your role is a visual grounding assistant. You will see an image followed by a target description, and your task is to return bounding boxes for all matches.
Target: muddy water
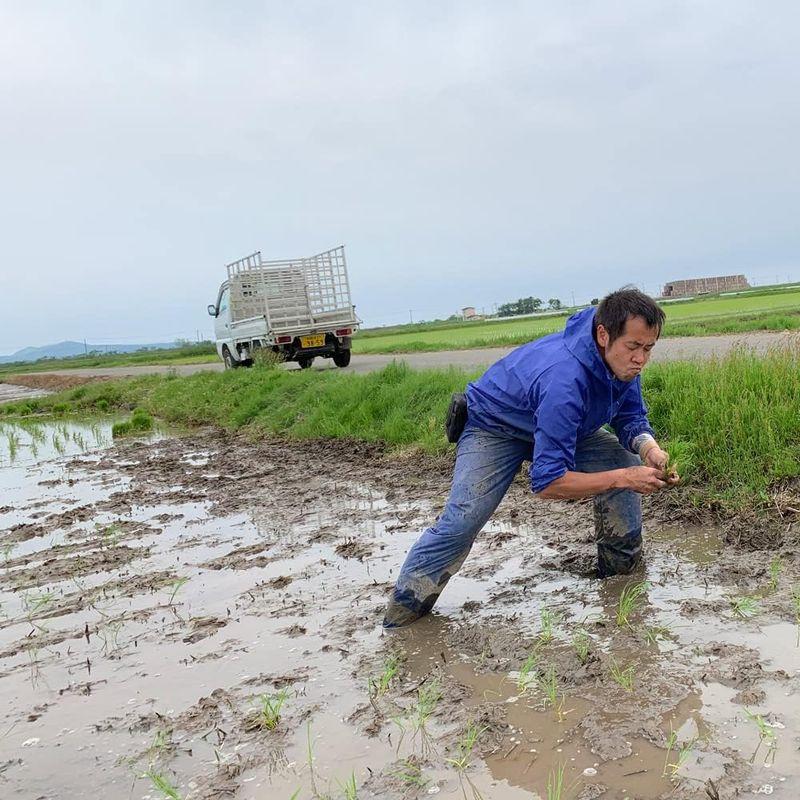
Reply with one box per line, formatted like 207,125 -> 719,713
0,426 -> 798,799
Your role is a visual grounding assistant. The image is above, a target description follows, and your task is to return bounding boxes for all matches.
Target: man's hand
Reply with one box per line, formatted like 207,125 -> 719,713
642,445 -> 669,472
620,466 -> 667,495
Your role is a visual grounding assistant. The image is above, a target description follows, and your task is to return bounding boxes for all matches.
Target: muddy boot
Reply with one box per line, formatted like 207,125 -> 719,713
382,576 -> 448,628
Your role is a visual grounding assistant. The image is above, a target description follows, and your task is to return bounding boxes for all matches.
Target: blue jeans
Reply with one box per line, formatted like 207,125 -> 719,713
383,424 -> 642,628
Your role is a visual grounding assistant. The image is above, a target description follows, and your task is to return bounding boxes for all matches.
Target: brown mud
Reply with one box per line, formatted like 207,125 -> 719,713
1,420 -> 799,799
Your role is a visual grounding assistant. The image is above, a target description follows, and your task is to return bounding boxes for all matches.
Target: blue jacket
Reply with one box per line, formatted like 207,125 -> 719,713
465,307 -> 655,493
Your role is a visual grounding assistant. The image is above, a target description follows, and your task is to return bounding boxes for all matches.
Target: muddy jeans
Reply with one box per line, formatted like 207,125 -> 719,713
383,424 -> 642,628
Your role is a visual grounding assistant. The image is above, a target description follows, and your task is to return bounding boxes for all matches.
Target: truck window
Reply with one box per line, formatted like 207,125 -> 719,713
219,288 -> 230,315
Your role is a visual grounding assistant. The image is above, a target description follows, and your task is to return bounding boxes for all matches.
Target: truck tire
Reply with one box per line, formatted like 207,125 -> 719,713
333,349 -> 351,368
298,357 -> 315,369
222,346 -> 239,370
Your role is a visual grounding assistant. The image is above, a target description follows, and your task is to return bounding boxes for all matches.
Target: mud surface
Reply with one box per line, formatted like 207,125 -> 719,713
1,421 -> 799,799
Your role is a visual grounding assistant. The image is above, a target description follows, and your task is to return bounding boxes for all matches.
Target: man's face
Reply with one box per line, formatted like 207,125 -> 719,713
596,315 -> 659,381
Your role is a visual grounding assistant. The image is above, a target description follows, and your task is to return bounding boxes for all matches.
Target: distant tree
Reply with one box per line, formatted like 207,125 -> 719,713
590,297 -> 599,306
548,298 -> 563,310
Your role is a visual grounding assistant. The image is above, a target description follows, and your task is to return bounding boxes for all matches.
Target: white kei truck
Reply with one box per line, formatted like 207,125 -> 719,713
207,245 -> 359,369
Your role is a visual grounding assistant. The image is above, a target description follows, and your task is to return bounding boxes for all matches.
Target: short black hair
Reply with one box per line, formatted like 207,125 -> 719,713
595,287 -> 666,343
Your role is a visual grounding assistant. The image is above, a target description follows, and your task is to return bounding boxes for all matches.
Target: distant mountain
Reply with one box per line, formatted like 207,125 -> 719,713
0,340 -> 180,364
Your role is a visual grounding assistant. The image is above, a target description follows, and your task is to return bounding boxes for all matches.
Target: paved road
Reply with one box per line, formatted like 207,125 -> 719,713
4,330 -> 796,383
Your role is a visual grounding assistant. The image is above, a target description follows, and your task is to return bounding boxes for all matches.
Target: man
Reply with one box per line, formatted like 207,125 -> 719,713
384,288 -> 677,629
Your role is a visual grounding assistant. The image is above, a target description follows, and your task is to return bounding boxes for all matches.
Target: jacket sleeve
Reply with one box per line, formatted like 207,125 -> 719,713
530,370 -> 586,493
610,377 -> 656,453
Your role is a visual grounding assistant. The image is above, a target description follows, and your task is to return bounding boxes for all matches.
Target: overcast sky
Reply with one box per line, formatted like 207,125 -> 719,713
2,1 -> 799,353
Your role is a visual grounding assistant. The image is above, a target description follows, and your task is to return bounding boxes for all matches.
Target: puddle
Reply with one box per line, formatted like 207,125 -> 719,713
0,430 -> 798,798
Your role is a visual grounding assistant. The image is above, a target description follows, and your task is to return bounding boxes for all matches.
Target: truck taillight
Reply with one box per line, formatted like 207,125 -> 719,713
276,336 -> 292,344
335,328 -> 352,337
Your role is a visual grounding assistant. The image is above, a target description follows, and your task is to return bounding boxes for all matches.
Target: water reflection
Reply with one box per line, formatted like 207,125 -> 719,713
0,419 -> 113,467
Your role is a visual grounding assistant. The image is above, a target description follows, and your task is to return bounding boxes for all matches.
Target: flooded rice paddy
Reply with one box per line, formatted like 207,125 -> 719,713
0,420 -> 798,799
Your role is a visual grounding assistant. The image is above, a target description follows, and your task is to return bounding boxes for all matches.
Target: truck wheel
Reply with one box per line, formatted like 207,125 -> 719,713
298,357 -> 315,369
333,349 -> 351,368
222,347 -> 239,370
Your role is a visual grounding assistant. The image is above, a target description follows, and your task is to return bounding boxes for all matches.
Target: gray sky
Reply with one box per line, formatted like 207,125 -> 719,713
2,1 -> 799,353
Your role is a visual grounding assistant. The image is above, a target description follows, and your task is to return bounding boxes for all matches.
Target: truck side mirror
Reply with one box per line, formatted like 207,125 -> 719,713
207,304 -> 217,317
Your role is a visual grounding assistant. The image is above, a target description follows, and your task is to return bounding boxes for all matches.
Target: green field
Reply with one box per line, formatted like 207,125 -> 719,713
0,343 -> 217,376
353,286 -> 800,353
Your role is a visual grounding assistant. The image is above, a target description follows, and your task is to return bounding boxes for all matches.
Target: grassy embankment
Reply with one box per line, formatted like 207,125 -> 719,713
2,345 -> 799,514
353,287 -> 800,353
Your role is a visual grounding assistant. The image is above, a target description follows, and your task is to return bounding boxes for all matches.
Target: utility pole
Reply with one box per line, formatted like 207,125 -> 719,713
84,339 -> 88,355
571,290 -> 576,308
409,309 -> 413,324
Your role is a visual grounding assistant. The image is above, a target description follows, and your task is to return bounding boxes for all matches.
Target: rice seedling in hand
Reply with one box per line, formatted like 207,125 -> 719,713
744,709 -> 778,767
572,628 -> 591,664
730,595 -> 759,619
616,581 -> 649,627
608,658 -> 635,692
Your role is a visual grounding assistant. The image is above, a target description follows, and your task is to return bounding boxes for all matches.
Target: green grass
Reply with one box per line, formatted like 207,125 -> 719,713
3,343 -> 800,513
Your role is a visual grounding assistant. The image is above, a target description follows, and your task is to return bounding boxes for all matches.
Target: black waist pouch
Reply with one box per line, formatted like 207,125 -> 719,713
445,392 -> 468,443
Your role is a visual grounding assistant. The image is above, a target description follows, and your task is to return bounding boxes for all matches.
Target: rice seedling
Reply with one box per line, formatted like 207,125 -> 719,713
368,654 -> 400,700
538,606 -> 558,644
97,522 -> 122,548
662,727 -> 678,777
336,771 -> 358,800
21,590 -> 54,633
662,725 -> 696,777
791,585 -> 800,646
391,757 -> 428,790
730,595 -> 759,619
538,664 -> 570,721
767,556 -> 783,593
446,723 -> 486,800
744,709 -> 778,767
572,628 -> 591,664
516,648 -> 540,693
255,689 -> 289,730
608,658 -> 635,692
166,577 -> 189,606
546,761 -> 566,800
394,678 -> 442,757
616,581 -> 649,627
643,623 -> 673,646
142,769 -> 182,799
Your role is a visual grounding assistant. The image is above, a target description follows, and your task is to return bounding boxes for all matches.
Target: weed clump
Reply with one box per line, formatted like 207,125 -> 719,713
112,408 -> 153,438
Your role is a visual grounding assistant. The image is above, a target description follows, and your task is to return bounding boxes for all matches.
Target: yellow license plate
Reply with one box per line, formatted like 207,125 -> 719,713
300,334 -> 325,349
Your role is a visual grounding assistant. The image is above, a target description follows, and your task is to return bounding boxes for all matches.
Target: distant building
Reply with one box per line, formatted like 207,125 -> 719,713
661,275 -> 750,298
462,306 -> 477,319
